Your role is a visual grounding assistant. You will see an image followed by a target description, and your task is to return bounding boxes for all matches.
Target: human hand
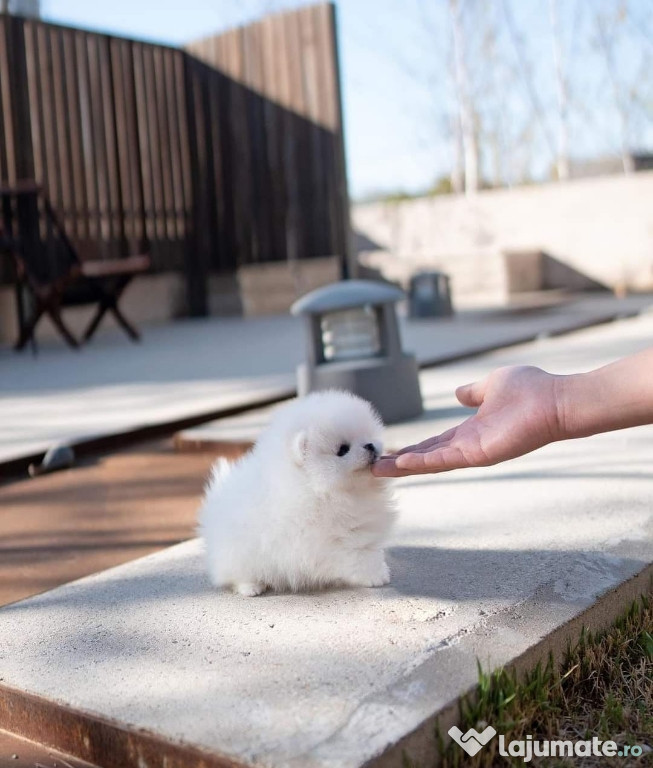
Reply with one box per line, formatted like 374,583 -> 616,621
372,365 -> 563,477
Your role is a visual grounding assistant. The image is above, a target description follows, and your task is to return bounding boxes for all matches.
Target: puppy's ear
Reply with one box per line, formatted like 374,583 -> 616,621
291,431 -> 308,466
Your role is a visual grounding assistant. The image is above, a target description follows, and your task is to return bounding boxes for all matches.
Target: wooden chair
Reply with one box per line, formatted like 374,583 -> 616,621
0,182 -> 150,350
0,197 -> 35,351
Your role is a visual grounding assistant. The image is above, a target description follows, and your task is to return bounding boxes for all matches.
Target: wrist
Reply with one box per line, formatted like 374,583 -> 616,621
552,373 -> 582,441
553,371 -> 602,441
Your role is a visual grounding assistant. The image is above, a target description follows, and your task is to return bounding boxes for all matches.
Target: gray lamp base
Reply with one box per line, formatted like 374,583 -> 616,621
297,354 -> 423,425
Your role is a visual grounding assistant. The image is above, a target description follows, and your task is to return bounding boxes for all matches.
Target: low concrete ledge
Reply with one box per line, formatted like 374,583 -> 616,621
0,559 -> 650,768
1,415 -> 651,767
0,273 -> 187,345
0,256 -> 340,345
237,256 -> 341,316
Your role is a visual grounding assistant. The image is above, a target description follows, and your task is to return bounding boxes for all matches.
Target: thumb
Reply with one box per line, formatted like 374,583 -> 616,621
456,377 -> 487,408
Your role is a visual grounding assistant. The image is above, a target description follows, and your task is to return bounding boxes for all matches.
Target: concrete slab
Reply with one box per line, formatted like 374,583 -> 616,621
0,314 -> 651,768
0,294 -> 650,469
174,408 -> 271,453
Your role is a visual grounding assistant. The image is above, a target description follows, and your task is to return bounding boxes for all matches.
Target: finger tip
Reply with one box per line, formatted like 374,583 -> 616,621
394,453 -> 413,470
370,460 -> 392,477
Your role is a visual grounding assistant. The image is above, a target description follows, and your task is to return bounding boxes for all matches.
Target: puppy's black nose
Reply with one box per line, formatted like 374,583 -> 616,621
364,443 -> 378,457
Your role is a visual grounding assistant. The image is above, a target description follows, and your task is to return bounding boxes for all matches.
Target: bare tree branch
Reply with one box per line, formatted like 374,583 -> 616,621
595,10 -> 635,173
450,0 -> 479,195
502,0 -> 557,165
549,0 -> 570,180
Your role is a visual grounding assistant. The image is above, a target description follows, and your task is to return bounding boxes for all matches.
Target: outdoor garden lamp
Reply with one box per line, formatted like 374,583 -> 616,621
291,280 -> 423,423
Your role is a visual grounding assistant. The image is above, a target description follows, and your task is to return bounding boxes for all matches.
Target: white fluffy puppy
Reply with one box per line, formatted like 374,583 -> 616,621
197,390 -> 396,596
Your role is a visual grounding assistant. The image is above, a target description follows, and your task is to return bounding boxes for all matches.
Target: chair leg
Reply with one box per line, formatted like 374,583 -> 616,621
14,306 -> 43,351
111,276 -> 139,341
47,305 -> 79,349
110,303 -> 140,341
83,276 -> 140,343
83,301 -> 110,342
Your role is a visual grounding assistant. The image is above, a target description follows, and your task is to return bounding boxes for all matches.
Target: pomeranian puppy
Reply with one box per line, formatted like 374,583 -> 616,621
197,390 -> 396,596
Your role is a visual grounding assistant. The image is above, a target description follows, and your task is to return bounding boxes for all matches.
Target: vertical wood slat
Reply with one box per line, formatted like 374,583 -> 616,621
132,42 -> 155,253
38,25 -> 58,204
0,17 -> 11,184
142,43 -> 167,265
162,50 -> 185,256
173,50 -> 192,248
62,27 -> 88,245
260,15 -> 285,262
123,40 -> 148,252
22,23 -> 41,193
75,30 -> 100,247
50,26 -> 74,239
153,46 -> 178,264
325,2 -> 351,272
1,15 -> 35,183
206,67 -> 225,269
98,33 -> 122,256
109,37 -> 134,252
182,54 -> 210,315
86,34 -> 108,250
0,16 -> 15,282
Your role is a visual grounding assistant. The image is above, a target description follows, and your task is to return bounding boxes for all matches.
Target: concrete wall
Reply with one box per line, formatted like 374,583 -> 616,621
0,257 -> 340,345
352,172 -> 653,304
237,256 -> 340,316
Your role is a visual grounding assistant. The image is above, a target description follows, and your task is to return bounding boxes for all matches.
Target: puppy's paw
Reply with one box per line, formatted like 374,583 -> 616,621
235,581 -> 266,597
362,559 -> 390,588
346,554 -> 390,588
378,560 -> 391,586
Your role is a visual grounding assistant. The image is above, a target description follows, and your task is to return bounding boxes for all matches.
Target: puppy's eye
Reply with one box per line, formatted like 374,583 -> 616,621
336,443 -> 350,457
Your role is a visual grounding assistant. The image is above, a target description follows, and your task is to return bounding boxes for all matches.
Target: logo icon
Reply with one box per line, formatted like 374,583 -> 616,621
448,725 -> 497,756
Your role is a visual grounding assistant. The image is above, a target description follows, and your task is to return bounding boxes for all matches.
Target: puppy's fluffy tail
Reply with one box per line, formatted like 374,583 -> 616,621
207,456 -> 233,489
197,457 -> 233,539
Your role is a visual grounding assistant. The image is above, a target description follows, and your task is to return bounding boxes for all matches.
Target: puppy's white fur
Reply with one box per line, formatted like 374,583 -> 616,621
197,390 -> 396,596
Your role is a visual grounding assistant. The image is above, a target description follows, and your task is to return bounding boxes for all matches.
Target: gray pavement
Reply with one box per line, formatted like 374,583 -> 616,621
0,313 -> 651,768
0,292 -> 650,466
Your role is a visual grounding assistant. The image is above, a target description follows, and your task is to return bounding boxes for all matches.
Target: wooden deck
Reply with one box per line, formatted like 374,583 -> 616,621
0,440 -> 220,608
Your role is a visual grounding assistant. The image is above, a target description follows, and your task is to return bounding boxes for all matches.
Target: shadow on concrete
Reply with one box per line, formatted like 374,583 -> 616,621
504,250 -> 610,294
385,546 -> 646,601
352,229 -> 383,254
1,561 -> 212,616
3,543 -> 646,615
541,253 -> 610,293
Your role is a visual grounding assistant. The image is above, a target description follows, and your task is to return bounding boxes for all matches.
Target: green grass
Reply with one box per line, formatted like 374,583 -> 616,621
431,594 -> 652,767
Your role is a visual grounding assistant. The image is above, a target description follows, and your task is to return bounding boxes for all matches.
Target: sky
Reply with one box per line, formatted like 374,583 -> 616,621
39,0 -> 653,200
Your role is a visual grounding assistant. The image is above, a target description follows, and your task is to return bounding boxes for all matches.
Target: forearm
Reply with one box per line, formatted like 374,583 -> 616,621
555,347 -> 653,440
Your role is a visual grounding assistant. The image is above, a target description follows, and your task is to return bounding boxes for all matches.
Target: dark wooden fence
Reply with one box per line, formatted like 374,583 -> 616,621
0,3 -> 349,314
186,2 -> 350,270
